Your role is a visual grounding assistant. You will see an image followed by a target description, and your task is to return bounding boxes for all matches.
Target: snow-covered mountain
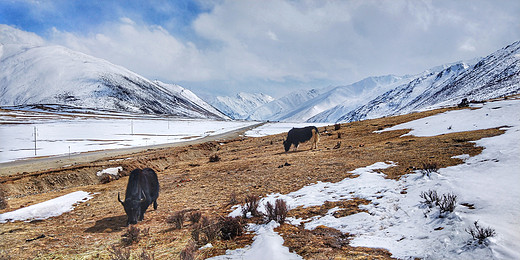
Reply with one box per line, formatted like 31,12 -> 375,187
247,88 -> 323,121
280,75 -> 411,122
208,92 -> 274,120
0,25 -> 228,119
325,41 -> 520,123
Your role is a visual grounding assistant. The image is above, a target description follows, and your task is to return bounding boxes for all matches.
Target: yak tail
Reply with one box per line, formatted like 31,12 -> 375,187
311,127 -> 319,149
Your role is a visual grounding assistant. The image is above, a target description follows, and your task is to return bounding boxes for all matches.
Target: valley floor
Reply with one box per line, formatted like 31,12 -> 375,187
0,97 -> 518,259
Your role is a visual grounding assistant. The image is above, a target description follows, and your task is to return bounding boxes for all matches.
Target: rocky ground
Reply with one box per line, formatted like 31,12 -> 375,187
0,106 -> 503,259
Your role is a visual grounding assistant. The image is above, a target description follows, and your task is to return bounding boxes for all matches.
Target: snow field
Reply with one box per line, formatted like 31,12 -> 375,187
218,99 -> 520,259
0,118 -> 257,163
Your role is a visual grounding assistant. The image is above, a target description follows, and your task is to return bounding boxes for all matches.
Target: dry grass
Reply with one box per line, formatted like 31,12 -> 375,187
0,103 -> 507,259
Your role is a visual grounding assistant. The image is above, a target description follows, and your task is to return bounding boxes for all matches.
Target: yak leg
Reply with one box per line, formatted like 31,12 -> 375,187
153,200 -> 158,210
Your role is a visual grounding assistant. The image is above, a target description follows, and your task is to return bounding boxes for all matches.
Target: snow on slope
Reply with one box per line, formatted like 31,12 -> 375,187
220,98 -> 520,259
247,88 -> 323,121
208,92 -> 274,119
0,191 -> 93,223
0,25 -> 228,119
291,75 -> 411,123
329,41 -> 520,123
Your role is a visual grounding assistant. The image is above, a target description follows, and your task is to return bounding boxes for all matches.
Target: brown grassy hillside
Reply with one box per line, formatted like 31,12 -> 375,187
0,104 -> 504,259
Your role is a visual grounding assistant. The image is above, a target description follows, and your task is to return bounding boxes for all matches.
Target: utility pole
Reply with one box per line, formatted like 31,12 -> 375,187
33,126 -> 37,155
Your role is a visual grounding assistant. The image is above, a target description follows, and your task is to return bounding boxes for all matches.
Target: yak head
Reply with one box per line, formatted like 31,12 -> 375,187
283,139 -> 291,152
118,191 -> 146,225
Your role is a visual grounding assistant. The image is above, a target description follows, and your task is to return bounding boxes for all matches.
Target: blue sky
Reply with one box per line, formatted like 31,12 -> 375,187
1,0 -> 519,98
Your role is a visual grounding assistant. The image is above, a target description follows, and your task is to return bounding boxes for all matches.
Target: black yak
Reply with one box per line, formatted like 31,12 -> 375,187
118,168 -> 159,225
283,126 -> 319,152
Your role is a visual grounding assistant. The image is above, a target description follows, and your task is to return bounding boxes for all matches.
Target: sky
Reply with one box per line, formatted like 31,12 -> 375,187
1,0 -> 519,98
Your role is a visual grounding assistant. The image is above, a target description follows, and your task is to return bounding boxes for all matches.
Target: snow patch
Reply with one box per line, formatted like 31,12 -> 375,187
96,166 -> 122,177
0,191 -> 93,223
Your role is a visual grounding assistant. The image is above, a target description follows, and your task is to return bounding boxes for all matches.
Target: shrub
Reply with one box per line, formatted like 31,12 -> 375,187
189,211 -> 202,224
219,216 -> 244,240
334,124 -> 341,130
242,195 -> 261,218
265,199 -> 288,224
438,193 -> 457,215
179,241 -> 197,260
107,244 -> 131,260
419,162 -> 438,177
121,226 -> 142,246
420,190 -> 457,217
466,220 -> 496,244
200,216 -> 220,244
420,190 -> 440,208
209,154 -> 221,162
166,210 -> 185,229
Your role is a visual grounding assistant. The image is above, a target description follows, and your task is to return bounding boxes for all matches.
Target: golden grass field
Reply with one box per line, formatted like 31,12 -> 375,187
0,104 -> 504,259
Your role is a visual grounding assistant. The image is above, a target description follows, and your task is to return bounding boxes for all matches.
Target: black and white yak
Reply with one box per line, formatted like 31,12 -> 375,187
118,168 -> 159,225
283,126 -> 319,152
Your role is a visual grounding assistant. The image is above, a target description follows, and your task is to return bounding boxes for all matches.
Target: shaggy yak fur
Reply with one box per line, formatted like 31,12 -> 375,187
118,168 -> 160,225
283,126 -> 319,152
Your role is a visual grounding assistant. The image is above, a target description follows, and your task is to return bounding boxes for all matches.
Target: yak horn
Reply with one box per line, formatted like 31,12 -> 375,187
140,190 -> 146,203
118,192 -> 124,205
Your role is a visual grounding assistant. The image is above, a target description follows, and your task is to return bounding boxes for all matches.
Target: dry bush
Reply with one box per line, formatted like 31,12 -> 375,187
242,194 -> 261,218
107,244 -> 131,260
209,154 -> 221,162
179,241 -> 197,260
420,189 -> 440,208
265,199 -> 289,224
166,211 -> 186,229
219,216 -> 244,240
420,190 -> 457,217
121,226 -> 142,246
438,193 -> 457,215
466,221 -> 496,244
419,162 -> 438,177
201,216 -> 220,244
337,132 -> 342,139
189,211 -> 202,224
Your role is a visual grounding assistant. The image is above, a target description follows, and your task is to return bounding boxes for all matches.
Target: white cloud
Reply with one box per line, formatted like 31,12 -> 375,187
50,19 -> 213,82
46,0 -> 520,96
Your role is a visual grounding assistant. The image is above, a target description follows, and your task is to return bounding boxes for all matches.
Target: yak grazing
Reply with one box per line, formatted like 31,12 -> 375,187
118,168 -> 159,225
283,126 -> 319,152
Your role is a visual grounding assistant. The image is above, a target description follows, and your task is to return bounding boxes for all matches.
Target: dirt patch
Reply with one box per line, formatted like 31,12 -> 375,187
0,104 -> 507,259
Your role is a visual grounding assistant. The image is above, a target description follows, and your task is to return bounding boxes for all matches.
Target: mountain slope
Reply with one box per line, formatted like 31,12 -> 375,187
247,88 -> 323,121
312,41 -> 520,123
0,25 -> 228,119
288,75 -> 411,123
208,93 -> 274,120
